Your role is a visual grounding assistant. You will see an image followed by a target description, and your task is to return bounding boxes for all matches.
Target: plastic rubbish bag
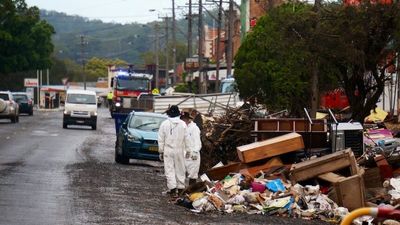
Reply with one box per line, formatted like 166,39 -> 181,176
266,179 -> 285,192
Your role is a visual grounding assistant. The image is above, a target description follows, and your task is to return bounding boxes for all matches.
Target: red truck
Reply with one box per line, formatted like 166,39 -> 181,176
109,68 -> 154,116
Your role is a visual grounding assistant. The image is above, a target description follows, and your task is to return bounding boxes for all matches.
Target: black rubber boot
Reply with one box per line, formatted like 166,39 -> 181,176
189,179 -> 197,186
177,189 -> 184,197
167,188 -> 177,197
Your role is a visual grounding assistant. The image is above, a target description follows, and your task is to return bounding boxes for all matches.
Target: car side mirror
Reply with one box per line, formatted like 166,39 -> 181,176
122,122 -> 128,129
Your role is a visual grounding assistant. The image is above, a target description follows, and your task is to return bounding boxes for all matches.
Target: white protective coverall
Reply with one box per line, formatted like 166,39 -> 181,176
158,117 -> 187,190
184,121 -> 202,179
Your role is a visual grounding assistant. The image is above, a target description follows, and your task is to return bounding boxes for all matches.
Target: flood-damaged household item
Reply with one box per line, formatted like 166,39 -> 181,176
290,149 -> 358,183
365,107 -> 388,123
252,118 -> 328,149
330,122 -> 364,157
290,149 -> 365,211
206,162 -> 242,181
317,170 -> 366,211
266,179 -> 286,193
237,132 -> 304,163
388,177 -> 400,201
239,157 -> 283,177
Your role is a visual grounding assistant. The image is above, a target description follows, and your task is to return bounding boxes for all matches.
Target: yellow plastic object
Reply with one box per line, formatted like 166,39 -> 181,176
340,207 -> 376,225
365,107 -> 388,123
316,112 -> 328,119
189,192 -> 204,202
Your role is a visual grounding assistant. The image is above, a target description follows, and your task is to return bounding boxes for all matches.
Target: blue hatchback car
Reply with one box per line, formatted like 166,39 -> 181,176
115,111 -> 167,164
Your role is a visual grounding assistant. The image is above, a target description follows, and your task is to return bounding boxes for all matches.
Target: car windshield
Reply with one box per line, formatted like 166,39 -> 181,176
129,115 -> 166,131
117,78 -> 149,91
67,94 -> 96,104
0,93 -> 9,100
13,94 -> 28,102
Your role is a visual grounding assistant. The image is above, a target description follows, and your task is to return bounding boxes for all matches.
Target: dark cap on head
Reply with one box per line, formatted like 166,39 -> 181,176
166,105 -> 180,117
180,111 -> 192,120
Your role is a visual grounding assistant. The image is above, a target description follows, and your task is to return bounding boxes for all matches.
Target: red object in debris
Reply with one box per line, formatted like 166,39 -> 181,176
320,89 -> 349,110
250,18 -> 257,28
320,186 -> 330,195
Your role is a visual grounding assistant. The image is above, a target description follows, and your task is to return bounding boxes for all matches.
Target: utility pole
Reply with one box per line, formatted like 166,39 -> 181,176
155,23 -> 160,89
80,35 -> 86,90
226,0 -> 234,77
198,0 -> 204,93
164,17 -> 170,88
187,0 -> 193,58
215,0 -> 223,92
47,68 -> 49,85
172,0 -> 177,86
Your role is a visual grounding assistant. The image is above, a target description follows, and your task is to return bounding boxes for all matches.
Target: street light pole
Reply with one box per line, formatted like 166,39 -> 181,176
155,23 -> 160,89
80,35 -> 86,90
215,0 -> 223,93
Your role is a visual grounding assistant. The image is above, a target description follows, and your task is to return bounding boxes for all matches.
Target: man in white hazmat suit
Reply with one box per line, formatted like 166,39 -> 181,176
181,112 -> 202,186
158,105 -> 187,197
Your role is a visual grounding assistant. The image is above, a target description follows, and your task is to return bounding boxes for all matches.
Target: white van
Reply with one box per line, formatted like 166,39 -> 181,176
63,89 -> 97,130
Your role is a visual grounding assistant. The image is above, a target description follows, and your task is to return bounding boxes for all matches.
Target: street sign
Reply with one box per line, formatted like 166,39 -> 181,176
24,78 -> 38,87
185,57 -> 199,70
185,57 -> 209,70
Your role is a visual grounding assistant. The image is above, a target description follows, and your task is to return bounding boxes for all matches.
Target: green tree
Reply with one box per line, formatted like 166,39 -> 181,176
317,1 -> 400,122
85,57 -> 128,81
0,0 -> 54,73
235,1 -> 400,121
235,3 -> 316,116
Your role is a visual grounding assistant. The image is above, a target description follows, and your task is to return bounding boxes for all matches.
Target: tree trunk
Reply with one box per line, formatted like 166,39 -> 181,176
310,60 -> 319,118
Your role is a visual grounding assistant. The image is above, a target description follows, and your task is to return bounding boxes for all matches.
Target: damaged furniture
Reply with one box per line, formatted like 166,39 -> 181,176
290,149 -> 365,210
237,132 -> 304,163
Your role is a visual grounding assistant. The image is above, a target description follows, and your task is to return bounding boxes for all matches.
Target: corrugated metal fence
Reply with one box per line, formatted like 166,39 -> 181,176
152,92 -> 241,115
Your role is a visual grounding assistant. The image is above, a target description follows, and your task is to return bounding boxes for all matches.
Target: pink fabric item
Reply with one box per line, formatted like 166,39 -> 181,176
251,182 -> 266,193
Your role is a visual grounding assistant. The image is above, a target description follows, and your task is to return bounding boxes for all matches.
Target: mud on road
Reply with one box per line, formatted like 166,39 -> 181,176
66,114 -> 328,225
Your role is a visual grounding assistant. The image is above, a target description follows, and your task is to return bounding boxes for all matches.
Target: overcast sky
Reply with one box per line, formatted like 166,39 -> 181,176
25,0 -> 191,24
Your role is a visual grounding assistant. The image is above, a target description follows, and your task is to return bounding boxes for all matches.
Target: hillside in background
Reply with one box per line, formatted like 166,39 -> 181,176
40,9 -> 217,65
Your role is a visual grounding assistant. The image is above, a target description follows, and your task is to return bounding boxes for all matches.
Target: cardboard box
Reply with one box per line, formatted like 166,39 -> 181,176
237,133 -> 304,163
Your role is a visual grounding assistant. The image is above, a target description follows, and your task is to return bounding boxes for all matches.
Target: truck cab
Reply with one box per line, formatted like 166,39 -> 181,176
109,70 -> 153,116
220,77 -> 236,93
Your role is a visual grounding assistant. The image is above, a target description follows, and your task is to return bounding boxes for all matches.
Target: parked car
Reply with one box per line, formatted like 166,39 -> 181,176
115,111 -> 167,164
63,89 -> 97,130
0,91 -> 19,123
12,92 -> 33,116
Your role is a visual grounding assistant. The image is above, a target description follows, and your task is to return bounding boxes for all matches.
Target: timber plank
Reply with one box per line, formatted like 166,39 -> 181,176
237,133 -> 304,163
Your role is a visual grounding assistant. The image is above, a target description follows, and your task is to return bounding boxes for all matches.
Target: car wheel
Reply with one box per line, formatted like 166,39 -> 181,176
115,139 -> 129,164
63,121 -> 68,129
29,110 -> 33,116
10,115 -> 16,123
92,123 -> 97,130
16,115 -> 19,123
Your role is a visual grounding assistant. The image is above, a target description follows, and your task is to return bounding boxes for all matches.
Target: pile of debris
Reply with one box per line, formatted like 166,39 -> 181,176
199,105 -> 254,173
180,127 -> 361,222
183,106 -> 400,223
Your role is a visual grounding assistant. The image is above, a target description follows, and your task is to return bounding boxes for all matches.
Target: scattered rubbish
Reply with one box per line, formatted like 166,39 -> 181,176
172,105 -> 400,224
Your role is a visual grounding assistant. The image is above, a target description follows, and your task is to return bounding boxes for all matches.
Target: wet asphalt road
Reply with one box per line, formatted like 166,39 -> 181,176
0,107 -> 327,225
